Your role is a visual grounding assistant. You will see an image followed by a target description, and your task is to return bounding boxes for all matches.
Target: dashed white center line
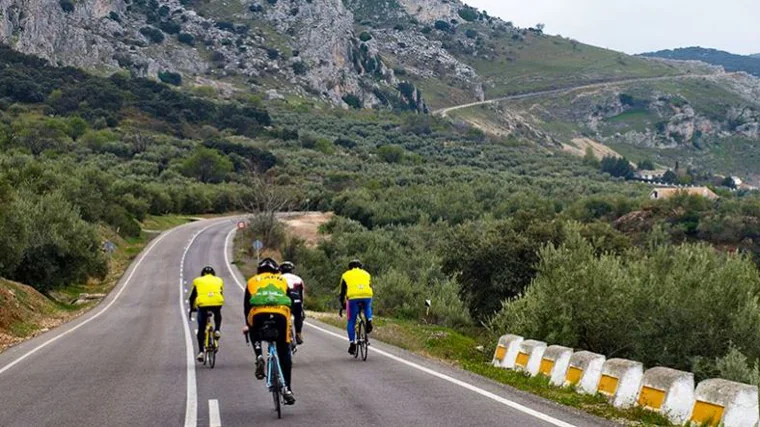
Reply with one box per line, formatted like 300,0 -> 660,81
209,399 -> 222,427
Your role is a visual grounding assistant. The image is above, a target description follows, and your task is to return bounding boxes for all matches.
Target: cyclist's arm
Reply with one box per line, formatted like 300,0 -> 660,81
188,284 -> 198,310
338,279 -> 347,306
243,286 -> 252,324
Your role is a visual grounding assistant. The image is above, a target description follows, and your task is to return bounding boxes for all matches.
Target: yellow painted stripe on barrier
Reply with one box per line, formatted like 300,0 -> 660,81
494,345 -> 507,361
637,386 -> 665,410
539,359 -> 554,376
598,374 -> 619,396
515,352 -> 530,368
566,367 -> 583,385
690,400 -> 725,426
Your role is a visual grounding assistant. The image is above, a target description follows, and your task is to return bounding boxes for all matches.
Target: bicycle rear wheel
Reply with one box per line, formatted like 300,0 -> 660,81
359,320 -> 368,361
271,374 -> 281,418
356,320 -> 364,360
208,347 -> 216,368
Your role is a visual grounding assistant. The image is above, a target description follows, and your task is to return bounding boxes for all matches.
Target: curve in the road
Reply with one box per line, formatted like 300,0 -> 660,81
433,73 -> 732,117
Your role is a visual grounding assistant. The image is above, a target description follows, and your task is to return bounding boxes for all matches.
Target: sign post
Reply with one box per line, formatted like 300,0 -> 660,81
253,240 -> 264,265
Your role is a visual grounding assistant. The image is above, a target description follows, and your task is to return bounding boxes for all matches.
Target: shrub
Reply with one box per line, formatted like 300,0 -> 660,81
266,48 -> 280,60
249,4 -> 263,12
359,31 -> 373,42
458,7 -> 479,22
489,226 -> 760,374
421,26 -> 432,34
393,24 -> 405,31
158,71 -> 182,86
377,144 -> 404,163
342,94 -> 362,109
434,20 -> 452,32
292,61 -> 308,75
140,26 -> 165,43
465,29 -> 478,39
180,146 -> 233,183
59,0 -> 75,13
177,33 -> 195,46
159,21 -> 181,35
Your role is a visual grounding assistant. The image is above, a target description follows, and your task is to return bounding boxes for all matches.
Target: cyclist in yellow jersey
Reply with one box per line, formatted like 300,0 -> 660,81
188,266 -> 224,362
339,259 -> 373,355
244,258 -> 295,405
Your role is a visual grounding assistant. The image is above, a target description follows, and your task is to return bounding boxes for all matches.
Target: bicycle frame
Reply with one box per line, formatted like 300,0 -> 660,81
265,340 -> 286,391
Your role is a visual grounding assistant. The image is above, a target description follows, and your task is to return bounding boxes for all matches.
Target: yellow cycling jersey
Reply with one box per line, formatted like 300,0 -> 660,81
246,273 -> 292,342
193,274 -> 224,307
342,268 -> 373,299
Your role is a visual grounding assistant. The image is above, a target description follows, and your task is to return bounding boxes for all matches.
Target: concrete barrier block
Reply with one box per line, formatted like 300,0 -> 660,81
514,340 -> 547,376
539,345 -> 573,386
492,334 -> 523,369
637,367 -> 695,424
598,358 -> 643,408
690,378 -> 759,427
565,351 -> 606,394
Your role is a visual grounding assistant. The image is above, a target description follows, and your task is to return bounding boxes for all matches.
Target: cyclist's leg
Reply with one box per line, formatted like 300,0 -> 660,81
274,314 -> 292,388
197,308 -> 208,350
249,314 -> 265,358
346,299 -> 359,342
211,306 -> 222,333
292,303 -> 304,334
364,298 -> 373,333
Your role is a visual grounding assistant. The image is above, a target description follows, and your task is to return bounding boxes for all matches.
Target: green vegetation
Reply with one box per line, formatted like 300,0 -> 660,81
642,47 -> 760,77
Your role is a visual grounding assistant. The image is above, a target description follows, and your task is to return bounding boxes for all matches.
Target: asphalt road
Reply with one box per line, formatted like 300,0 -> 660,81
0,218 -> 618,427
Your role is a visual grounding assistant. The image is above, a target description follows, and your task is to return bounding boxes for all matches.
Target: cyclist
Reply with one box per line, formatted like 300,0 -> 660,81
188,266 -> 224,363
244,257 -> 295,405
280,261 -> 305,345
338,259 -> 373,356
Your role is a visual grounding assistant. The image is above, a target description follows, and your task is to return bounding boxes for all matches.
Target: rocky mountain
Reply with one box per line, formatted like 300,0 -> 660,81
0,0 -> 696,111
641,47 -> 760,77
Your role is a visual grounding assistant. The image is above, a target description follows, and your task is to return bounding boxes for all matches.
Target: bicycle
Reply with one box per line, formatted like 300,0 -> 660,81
340,301 -> 370,361
190,309 -> 219,369
245,321 -> 288,419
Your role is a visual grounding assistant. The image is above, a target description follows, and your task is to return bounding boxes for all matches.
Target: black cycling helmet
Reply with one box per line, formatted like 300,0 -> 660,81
201,266 -> 215,276
280,261 -> 295,274
257,257 -> 279,274
348,259 -> 362,269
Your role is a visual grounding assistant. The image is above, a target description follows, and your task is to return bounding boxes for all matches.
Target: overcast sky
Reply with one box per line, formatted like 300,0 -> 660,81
465,0 -> 760,55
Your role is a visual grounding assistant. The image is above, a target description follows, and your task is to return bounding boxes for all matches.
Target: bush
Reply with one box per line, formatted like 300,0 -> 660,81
465,29 -> 478,39
159,21 -> 181,35
421,26 -> 432,34
393,24 -> 405,31
177,33 -> 195,46
59,0 -> 75,13
434,20 -> 452,32
359,31 -> 373,42
266,48 -> 280,60
489,226 -> 760,374
140,26 -> 165,43
342,94 -> 362,109
158,71 -> 182,86
180,146 -> 233,183
377,145 -> 405,163
458,7 -> 479,22
292,62 -> 308,75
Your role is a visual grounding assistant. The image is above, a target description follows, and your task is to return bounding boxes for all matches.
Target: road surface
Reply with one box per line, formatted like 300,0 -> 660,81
433,72 -> 734,117
0,218 -> 618,426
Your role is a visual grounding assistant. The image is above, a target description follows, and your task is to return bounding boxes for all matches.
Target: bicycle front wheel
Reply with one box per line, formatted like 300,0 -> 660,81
272,378 -> 281,419
208,348 -> 216,368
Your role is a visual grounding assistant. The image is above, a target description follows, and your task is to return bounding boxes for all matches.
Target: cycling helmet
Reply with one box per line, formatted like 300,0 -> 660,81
348,259 -> 362,269
257,257 -> 279,274
280,261 -> 295,274
201,266 -> 215,276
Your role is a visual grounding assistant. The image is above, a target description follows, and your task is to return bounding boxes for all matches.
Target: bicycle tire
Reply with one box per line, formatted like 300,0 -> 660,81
354,320 -> 363,359
359,319 -> 368,361
271,367 -> 281,418
209,347 -> 216,369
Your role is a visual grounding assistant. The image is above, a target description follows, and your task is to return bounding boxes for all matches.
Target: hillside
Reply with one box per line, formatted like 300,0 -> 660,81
641,47 -> 760,77
0,0 -> 710,112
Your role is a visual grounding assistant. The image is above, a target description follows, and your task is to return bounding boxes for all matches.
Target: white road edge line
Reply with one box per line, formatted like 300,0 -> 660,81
0,226 -> 176,376
209,399 -> 222,427
222,227 -> 576,427
180,222 -> 220,427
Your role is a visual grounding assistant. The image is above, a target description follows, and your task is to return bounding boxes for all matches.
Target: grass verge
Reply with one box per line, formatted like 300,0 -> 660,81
0,215 -> 194,352
310,312 -> 673,426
